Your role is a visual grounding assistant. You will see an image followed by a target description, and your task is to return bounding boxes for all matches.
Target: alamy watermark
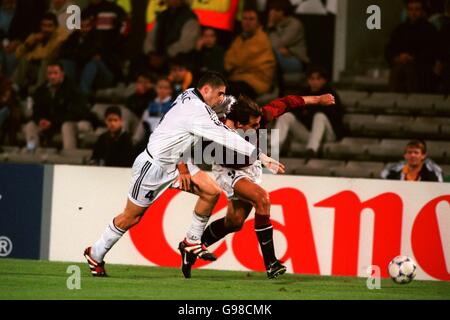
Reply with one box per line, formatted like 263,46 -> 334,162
66,265 -> 81,290
366,265 -> 381,290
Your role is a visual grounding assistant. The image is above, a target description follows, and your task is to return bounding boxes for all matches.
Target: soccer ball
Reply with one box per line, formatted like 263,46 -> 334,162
388,256 -> 417,284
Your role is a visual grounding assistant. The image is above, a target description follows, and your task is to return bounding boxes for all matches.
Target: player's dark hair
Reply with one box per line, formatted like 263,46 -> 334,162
226,95 -> 262,125
47,60 -> 64,72
406,139 -> 427,154
267,0 -> 294,16
105,106 -> 122,119
42,12 -> 59,27
306,64 -> 329,80
196,71 -> 227,89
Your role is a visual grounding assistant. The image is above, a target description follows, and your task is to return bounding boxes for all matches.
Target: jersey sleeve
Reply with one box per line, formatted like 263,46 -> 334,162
189,102 -> 258,159
262,95 -> 306,123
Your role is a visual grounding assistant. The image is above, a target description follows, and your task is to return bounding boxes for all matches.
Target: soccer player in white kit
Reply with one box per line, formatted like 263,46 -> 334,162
83,72 -> 282,276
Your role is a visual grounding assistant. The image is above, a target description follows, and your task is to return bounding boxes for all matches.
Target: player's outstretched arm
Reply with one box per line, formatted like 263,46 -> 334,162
260,153 -> 285,175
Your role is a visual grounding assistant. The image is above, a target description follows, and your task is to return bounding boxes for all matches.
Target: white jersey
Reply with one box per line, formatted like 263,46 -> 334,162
146,88 -> 257,173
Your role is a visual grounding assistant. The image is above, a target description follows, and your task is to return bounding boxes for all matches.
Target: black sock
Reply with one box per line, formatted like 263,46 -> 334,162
201,218 -> 230,247
255,224 -> 277,269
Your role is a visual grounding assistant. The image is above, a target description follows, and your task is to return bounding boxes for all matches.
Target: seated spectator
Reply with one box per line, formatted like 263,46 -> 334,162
13,12 -> 68,95
225,7 -> 276,99
125,72 -> 156,119
274,65 -> 344,157
381,140 -> 443,182
267,0 -> 310,74
168,57 -> 193,97
59,12 -> 118,95
143,0 -> 200,58
133,77 -> 173,146
0,74 -> 21,146
23,61 -> 93,150
0,0 -> 17,77
386,0 -> 439,93
90,105 -> 134,167
49,0 -> 75,32
194,27 -> 225,76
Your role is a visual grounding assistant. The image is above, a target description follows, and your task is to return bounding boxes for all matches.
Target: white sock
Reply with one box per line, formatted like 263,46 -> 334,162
91,219 -> 126,262
186,212 -> 210,244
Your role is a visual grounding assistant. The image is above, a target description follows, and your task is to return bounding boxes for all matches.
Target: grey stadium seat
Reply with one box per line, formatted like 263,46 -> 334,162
336,90 -> 369,111
333,161 -> 385,179
357,92 -> 406,114
294,159 -> 346,177
396,94 -> 445,115
323,138 -> 379,160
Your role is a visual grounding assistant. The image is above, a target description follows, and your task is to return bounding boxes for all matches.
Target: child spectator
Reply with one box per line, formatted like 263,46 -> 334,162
125,72 -> 156,119
90,105 -> 134,167
274,65 -> 343,157
133,77 -> 174,147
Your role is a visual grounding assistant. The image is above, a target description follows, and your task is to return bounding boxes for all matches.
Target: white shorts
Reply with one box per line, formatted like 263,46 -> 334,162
212,160 -> 262,199
128,152 -> 200,207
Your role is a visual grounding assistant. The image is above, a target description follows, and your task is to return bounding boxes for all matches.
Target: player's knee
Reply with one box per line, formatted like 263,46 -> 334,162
226,217 -> 245,232
255,190 -> 271,213
202,184 -> 221,203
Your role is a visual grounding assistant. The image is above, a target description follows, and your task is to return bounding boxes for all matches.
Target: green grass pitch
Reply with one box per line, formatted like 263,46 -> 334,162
0,259 -> 449,300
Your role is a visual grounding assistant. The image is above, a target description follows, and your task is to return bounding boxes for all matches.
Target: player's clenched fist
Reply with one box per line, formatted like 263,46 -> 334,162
319,94 -> 335,106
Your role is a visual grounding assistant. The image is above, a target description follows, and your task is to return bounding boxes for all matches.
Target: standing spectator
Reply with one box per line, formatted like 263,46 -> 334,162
7,0 -> 47,42
125,72 -> 155,119
266,0 -> 310,74
0,74 -> 21,145
381,140 -> 443,182
13,13 -> 68,94
274,65 -> 344,157
90,105 -> 134,167
194,27 -> 225,76
59,12 -> 117,95
224,7 -> 276,99
133,77 -> 173,146
386,0 -> 439,93
49,0 -> 75,32
23,61 -> 93,150
0,0 -> 17,77
143,0 -> 200,58
168,56 -> 193,97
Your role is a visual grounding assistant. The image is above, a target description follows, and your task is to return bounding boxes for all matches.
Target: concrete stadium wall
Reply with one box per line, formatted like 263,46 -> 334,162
44,165 -> 450,281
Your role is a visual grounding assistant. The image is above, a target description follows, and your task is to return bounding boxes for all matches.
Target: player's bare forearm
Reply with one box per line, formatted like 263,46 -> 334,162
303,94 -> 335,106
177,161 -> 189,174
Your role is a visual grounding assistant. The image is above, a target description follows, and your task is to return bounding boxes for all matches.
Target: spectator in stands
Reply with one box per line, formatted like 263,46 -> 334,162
194,27 -> 225,76
90,105 -> 134,168
83,0 -> 127,47
143,0 -> 200,58
168,56 -> 193,97
274,65 -> 343,157
386,0 -> 439,93
0,74 -> 20,146
435,2 -> 450,94
133,77 -> 173,147
13,13 -> 68,95
225,7 -> 276,99
0,0 -> 17,77
266,0 -> 310,74
381,140 -> 443,182
49,0 -> 74,32
59,12 -> 117,95
7,0 -> 47,42
125,72 -> 155,119
23,61 -> 93,151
